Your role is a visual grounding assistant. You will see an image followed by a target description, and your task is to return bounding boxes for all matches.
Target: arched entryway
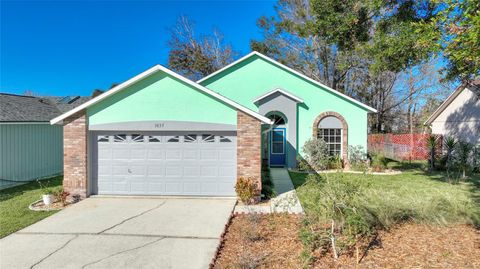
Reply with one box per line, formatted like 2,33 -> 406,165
265,112 -> 288,166
313,112 -> 348,162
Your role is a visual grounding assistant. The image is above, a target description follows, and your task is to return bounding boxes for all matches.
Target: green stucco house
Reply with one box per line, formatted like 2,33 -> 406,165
52,51 -> 376,198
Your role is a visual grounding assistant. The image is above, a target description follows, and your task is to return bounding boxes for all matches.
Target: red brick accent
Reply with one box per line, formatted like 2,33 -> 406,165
312,111 -> 349,168
237,110 -> 262,195
63,111 -> 88,199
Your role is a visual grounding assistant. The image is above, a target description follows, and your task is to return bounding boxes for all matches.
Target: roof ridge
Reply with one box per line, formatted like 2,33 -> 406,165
197,51 -> 377,113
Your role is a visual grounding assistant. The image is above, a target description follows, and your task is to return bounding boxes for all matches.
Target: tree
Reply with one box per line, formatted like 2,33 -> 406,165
168,16 -> 237,81
250,0 -> 357,93
251,0 -> 452,133
414,0 -> 480,82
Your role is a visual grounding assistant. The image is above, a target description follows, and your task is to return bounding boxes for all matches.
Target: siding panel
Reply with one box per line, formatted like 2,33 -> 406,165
0,124 -> 63,186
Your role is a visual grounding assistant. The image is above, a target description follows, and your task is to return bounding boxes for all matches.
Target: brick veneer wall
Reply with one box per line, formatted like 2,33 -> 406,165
63,111 -> 88,199
237,110 -> 262,194
312,111 -> 350,169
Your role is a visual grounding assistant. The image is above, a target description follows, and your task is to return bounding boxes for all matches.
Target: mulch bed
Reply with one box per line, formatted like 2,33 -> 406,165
29,199 -> 67,211
314,223 -> 480,269
214,214 -> 480,269
214,214 -> 304,269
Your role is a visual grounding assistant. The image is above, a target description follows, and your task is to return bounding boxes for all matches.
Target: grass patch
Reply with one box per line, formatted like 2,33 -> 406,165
291,170 -> 480,227
0,176 -> 63,238
290,168 -> 480,259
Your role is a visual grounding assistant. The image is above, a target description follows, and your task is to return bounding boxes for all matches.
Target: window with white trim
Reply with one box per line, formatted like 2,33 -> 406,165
317,116 -> 343,156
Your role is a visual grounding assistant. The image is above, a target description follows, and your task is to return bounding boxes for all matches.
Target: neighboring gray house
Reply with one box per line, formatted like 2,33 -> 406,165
425,80 -> 480,145
0,93 -> 90,189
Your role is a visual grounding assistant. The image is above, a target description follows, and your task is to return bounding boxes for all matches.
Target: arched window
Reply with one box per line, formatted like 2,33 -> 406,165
268,114 -> 286,125
317,116 -> 342,156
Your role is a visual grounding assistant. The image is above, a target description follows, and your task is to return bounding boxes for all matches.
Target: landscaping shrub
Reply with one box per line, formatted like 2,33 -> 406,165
439,138 -> 476,180
348,145 -> 368,172
299,138 -> 330,171
370,152 -> 388,172
53,189 -> 70,206
327,155 -> 343,170
297,174 -> 374,256
456,140 -> 473,178
235,177 -> 258,204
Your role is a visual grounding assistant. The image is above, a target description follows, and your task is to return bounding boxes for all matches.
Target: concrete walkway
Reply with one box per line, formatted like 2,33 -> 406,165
235,168 -> 303,214
0,197 -> 236,269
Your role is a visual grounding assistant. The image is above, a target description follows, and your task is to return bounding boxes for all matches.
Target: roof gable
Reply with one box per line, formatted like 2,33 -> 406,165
51,65 -> 272,125
253,88 -> 304,103
424,84 -> 480,125
198,51 -> 377,113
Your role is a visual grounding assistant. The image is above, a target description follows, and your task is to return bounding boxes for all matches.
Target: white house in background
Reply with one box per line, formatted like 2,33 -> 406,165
424,80 -> 480,145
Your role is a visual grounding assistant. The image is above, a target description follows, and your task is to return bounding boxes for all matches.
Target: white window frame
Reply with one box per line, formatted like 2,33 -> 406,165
318,128 -> 342,156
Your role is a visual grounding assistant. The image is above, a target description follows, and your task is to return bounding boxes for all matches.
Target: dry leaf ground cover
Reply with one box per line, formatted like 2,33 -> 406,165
214,215 -> 479,269
314,223 -> 480,269
214,214 -> 304,269
215,164 -> 480,268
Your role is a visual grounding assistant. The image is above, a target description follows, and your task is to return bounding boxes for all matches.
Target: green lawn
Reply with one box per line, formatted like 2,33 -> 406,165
290,167 -> 480,227
0,176 -> 63,238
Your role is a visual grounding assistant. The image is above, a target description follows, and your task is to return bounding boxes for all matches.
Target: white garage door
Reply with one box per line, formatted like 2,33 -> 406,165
94,132 -> 237,196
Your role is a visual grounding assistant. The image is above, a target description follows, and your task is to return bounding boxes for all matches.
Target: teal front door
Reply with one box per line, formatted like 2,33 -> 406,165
270,128 -> 286,166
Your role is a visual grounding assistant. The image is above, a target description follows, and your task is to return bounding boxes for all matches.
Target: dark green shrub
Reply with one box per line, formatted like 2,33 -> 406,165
370,152 -> 388,172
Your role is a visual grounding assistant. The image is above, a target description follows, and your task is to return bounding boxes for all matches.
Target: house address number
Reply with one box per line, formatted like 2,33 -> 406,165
154,123 -> 165,128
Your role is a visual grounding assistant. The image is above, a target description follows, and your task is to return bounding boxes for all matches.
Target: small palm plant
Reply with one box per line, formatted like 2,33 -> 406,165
444,137 -> 457,166
426,135 -> 438,172
456,141 -> 473,179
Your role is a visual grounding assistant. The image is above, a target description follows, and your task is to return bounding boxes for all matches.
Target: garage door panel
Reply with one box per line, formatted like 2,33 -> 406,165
217,182 -> 235,193
112,165 -> 129,176
130,148 -> 147,160
165,182 -> 182,193
184,182 -> 201,193
130,182 -> 147,192
165,150 -> 182,160
165,166 -> 182,177
219,149 -> 236,160
128,165 -> 147,176
147,182 -> 165,193
147,166 -> 165,177
98,148 -> 112,160
183,166 -> 199,177
200,150 -> 218,160
201,166 -> 218,177
98,165 -> 112,176
218,167 -> 235,177
95,132 -> 236,196
112,148 -> 130,160
183,150 -> 198,160
147,148 -> 165,159
112,179 -> 129,192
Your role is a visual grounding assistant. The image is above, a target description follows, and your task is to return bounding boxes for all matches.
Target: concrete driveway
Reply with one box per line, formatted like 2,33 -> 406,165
0,197 -> 236,269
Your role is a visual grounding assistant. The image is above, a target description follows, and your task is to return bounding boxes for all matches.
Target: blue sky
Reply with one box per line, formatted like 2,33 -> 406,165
1,0 -> 276,96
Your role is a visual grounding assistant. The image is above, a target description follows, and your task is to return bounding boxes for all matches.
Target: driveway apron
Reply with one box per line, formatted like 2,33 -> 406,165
0,197 -> 235,269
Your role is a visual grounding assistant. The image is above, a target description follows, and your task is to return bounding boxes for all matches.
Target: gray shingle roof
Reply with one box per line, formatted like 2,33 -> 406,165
0,93 -> 91,122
